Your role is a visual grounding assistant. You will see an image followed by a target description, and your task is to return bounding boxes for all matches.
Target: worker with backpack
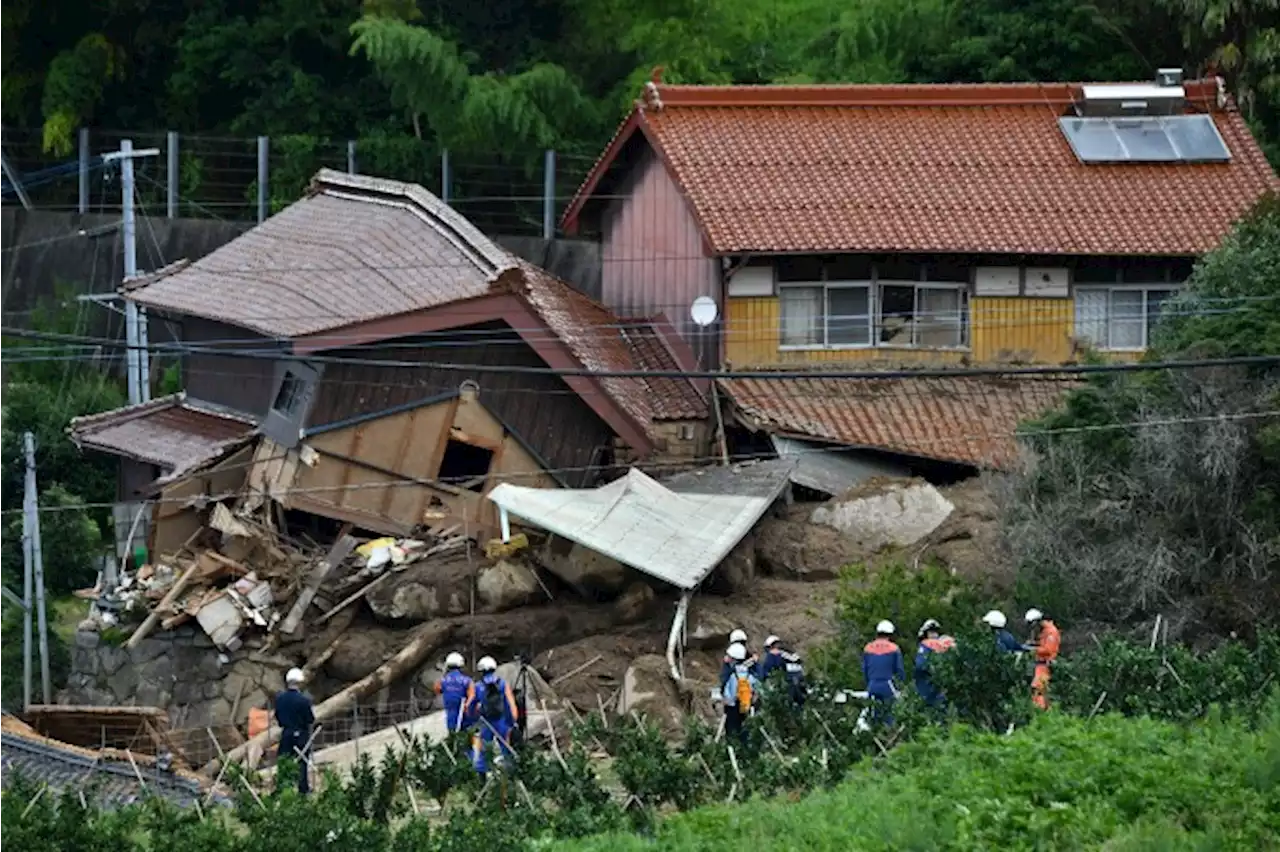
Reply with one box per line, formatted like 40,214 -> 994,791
468,656 -> 519,775
721,642 -> 759,747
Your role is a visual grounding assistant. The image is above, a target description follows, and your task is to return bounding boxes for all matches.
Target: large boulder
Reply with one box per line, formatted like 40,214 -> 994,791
616,654 -> 684,734
326,624 -> 405,681
366,556 -> 473,623
613,581 -> 655,624
705,532 -> 757,595
686,610 -> 735,651
477,559 -> 540,612
539,538 -> 629,599
810,480 -> 954,551
753,512 -> 858,582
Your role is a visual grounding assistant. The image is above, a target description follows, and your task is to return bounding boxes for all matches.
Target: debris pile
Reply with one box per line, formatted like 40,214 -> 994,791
78,504 -> 476,653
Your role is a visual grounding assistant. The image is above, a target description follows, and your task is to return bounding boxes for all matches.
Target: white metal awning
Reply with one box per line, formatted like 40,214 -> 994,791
487,468 -> 773,590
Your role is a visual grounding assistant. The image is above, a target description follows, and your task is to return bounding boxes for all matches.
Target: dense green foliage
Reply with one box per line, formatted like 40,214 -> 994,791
3,0 -> 1277,164
1004,195 -> 1280,630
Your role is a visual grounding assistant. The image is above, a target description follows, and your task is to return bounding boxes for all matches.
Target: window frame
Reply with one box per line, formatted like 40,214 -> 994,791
1072,285 -> 1178,352
777,272 -> 969,353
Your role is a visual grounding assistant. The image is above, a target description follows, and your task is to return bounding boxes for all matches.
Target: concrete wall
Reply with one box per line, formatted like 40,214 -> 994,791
2,210 -> 604,332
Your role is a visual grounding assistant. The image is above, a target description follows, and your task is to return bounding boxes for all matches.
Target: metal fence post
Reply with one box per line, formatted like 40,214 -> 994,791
167,131 -> 179,218
257,136 -> 269,223
441,149 -> 450,205
347,140 -> 357,175
543,149 -> 556,240
78,128 -> 90,214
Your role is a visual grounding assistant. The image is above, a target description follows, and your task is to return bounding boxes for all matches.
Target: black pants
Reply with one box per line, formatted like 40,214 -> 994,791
279,729 -> 312,795
724,705 -> 748,748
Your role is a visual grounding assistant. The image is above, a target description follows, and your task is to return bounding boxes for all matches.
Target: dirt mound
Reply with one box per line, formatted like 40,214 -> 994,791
917,477 -> 1012,590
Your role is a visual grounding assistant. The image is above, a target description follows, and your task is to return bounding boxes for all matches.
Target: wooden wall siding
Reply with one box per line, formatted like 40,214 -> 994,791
725,296 -> 1087,366
306,322 -> 614,487
970,297 -> 1075,363
601,147 -> 720,368
291,394 -> 556,534
181,317 -> 279,416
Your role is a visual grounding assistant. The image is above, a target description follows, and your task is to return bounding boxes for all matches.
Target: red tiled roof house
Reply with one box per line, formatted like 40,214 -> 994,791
562,73 -> 1278,370
561,72 -> 1277,475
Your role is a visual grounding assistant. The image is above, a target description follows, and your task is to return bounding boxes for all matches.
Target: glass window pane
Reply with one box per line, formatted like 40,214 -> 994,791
1110,290 -> 1144,348
1146,289 -> 1176,345
878,284 -> 916,344
828,287 -> 871,346
779,287 -> 824,346
1074,289 -> 1108,346
917,288 -> 965,347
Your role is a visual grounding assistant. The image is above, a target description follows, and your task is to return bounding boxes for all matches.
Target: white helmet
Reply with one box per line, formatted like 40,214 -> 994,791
286,668 -> 305,686
445,651 -> 465,669
727,642 -> 748,662
476,656 -> 497,673
918,618 -> 941,639
764,635 -> 781,648
1025,608 -> 1044,624
876,620 -> 895,635
983,610 -> 1008,629
729,629 -> 748,644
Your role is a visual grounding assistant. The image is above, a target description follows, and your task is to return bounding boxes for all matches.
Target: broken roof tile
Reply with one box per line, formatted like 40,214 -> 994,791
720,373 -> 1078,469
69,393 -> 255,475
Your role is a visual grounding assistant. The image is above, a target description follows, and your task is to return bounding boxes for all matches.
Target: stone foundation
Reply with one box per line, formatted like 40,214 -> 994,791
64,626 -> 289,729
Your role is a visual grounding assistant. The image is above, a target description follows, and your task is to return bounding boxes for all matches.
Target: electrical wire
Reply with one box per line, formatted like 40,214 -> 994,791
8,407 -> 1278,518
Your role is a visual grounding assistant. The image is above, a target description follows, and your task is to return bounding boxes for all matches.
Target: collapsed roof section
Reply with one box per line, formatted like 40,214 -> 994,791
68,393 -> 257,479
487,465 -> 790,590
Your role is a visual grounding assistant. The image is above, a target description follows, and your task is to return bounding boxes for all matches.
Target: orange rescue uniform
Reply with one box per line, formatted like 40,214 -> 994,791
1031,619 -> 1061,709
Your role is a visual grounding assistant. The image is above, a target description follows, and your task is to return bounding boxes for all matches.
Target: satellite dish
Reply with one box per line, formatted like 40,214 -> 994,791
690,296 -> 719,327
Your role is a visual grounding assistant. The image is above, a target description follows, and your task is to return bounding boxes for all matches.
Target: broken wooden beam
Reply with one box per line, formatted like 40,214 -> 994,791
279,528 -> 355,635
317,572 -> 391,624
125,562 -> 201,649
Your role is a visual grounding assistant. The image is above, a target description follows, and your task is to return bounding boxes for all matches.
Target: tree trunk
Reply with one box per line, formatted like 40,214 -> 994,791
203,620 -> 454,774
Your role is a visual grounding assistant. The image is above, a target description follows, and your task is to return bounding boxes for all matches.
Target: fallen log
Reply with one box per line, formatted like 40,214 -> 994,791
202,620 -> 454,774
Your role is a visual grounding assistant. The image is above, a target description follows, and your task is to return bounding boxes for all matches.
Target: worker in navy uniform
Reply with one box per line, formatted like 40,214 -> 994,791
275,667 -> 316,794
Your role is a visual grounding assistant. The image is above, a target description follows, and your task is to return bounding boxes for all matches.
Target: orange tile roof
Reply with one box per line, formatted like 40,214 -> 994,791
563,80 -> 1279,256
720,373 -> 1078,469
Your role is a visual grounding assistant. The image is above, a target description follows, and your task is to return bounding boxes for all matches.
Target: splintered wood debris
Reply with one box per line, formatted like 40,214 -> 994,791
81,498 -> 476,652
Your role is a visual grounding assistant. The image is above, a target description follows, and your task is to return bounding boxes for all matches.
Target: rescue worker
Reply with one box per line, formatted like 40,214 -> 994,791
721,642 -> 759,747
719,628 -> 758,692
435,651 -> 475,733
861,621 -> 905,726
1025,608 -> 1061,710
914,618 -> 956,708
982,610 -> 1028,654
275,668 -> 315,795
759,635 -> 807,707
469,656 -> 519,775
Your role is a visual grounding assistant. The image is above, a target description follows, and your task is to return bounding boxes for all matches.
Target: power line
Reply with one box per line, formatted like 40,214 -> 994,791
4,327 -> 1277,380
9,408 -> 1278,518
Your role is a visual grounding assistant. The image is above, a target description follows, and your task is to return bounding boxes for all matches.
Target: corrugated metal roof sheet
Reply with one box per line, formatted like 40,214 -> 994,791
69,393 -> 255,475
488,468 -> 773,590
564,80 -> 1278,255
721,374 -> 1077,469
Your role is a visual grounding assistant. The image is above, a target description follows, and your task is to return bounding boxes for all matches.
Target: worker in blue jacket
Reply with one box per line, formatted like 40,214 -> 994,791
468,656 -> 519,776
983,610 -> 1029,653
759,635 -> 807,707
914,618 -> 956,708
435,651 -> 475,733
862,620 -> 905,726
719,628 -> 759,692
275,668 -> 315,795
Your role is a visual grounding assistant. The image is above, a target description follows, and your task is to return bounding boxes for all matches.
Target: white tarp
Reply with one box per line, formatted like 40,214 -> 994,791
487,468 -> 772,590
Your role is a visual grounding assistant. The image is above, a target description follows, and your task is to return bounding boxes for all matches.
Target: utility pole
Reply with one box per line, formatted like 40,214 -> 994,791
23,433 -> 51,704
104,140 -> 160,404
